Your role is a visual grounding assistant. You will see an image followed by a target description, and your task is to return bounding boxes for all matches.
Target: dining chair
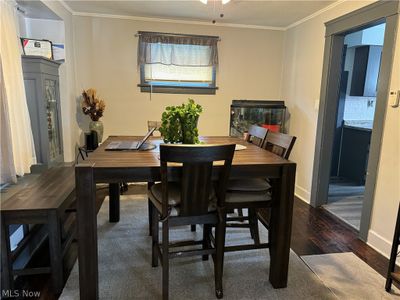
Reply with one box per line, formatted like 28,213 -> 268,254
263,131 -> 296,160
146,120 -> 196,233
149,143 -> 235,300
244,124 -> 268,147
147,120 -> 165,234
256,131 -> 296,229
227,125 -> 269,223
223,131 -> 296,247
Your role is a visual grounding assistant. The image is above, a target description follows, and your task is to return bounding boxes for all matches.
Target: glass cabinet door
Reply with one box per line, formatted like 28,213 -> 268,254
44,79 -> 62,161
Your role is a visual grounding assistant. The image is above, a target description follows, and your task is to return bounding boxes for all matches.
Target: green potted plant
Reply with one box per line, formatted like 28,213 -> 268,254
160,99 -> 203,144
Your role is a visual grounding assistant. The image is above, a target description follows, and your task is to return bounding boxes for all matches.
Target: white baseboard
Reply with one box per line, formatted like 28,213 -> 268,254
295,185 -> 310,203
367,230 -> 393,260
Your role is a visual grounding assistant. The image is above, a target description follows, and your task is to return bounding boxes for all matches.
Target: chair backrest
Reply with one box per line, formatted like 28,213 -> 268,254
263,131 -> 296,159
245,125 -> 268,147
159,144 -> 235,217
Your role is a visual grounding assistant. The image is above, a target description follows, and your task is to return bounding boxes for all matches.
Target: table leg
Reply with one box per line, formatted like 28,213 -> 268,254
269,164 -> 296,288
76,165 -> 98,299
48,211 -> 63,293
1,216 -> 13,292
109,183 -> 120,223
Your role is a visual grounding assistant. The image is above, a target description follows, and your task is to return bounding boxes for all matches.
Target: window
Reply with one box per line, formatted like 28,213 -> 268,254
137,31 -> 219,94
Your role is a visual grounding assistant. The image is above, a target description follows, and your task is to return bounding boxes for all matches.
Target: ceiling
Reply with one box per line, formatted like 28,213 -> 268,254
17,0 -> 61,20
63,0 -> 337,28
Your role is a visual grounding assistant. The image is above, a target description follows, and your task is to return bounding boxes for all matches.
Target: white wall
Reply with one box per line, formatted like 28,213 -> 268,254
20,18 -> 65,44
344,23 -> 386,46
72,16 -> 284,141
362,23 -> 386,45
281,0 -> 399,256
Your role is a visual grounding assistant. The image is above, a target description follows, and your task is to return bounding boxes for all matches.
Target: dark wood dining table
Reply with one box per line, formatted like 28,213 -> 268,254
75,136 -> 296,299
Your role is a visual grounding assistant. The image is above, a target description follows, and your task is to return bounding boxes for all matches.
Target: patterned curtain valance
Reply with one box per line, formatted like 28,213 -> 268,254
137,32 -> 219,67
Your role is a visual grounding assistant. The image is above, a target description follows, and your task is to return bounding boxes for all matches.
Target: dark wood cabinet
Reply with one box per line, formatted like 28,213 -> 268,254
338,126 -> 371,185
350,45 -> 382,97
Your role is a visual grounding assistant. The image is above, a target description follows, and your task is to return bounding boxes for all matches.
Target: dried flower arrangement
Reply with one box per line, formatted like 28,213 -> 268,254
81,88 -> 106,121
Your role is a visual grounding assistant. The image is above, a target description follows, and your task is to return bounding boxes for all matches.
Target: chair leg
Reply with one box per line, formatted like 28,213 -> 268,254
202,224 -> 211,261
249,208 -> 260,245
151,204 -> 159,267
214,211 -> 226,299
148,182 -> 154,236
162,220 -> 169,300
191,224 -> 196,232
148,199 -> 153,236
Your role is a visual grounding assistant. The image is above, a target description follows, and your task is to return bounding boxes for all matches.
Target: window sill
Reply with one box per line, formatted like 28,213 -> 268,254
138,84 -> 218,95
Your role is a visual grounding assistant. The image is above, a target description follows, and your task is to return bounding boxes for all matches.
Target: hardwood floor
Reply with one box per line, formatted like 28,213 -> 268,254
6,187 -> 393,299
291,197 -> 391,278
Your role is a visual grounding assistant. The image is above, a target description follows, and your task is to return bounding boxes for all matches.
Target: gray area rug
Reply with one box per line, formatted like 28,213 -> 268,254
302,252 -> 400,300
60,195 -> 335,299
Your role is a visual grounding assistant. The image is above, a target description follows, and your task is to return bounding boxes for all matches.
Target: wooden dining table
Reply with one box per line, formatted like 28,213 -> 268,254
75,136 -> 296,299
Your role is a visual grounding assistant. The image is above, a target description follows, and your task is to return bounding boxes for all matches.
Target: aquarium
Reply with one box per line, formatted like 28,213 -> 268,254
230,100 -> 286,137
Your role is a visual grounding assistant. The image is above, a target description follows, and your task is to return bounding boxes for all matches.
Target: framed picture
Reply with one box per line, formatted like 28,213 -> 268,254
20,38 -> 53,60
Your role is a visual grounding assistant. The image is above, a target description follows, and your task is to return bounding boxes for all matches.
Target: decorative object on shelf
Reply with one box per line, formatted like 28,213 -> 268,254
20,38 -> 53,59
159,98 -> 203,144
82,88 -> 106,142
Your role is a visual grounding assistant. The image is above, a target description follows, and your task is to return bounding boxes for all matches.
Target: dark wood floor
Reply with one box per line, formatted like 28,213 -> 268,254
291,197 -> 392,278
7,186 -> 393,299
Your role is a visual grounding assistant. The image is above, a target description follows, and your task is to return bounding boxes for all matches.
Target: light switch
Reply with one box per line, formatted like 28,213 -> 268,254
389,90 -> 400,108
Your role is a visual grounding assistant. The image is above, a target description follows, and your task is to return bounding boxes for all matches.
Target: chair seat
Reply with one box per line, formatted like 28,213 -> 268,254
225,190 -> 271,203
149,183 -> 217,217
227,178 -> 271,192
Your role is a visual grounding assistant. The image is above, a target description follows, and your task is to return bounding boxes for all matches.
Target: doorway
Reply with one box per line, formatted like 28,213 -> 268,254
310,1 -> 399,241
323,23 -> 386,231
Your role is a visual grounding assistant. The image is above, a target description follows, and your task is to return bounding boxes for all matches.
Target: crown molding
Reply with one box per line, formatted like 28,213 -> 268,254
71,10 -> 285,31
59,0 -> 349,32
58,0 -> 74,14
59,0 -> 285,30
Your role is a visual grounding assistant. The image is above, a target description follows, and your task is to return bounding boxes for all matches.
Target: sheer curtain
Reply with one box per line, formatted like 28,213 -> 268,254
138,32 -> 219,85
0,0 -> 36,181
137,32 -> 219,67
0,56 -> 16,184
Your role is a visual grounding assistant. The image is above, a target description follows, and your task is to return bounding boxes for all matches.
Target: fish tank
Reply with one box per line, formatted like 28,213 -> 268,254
230,100 -> 286,137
